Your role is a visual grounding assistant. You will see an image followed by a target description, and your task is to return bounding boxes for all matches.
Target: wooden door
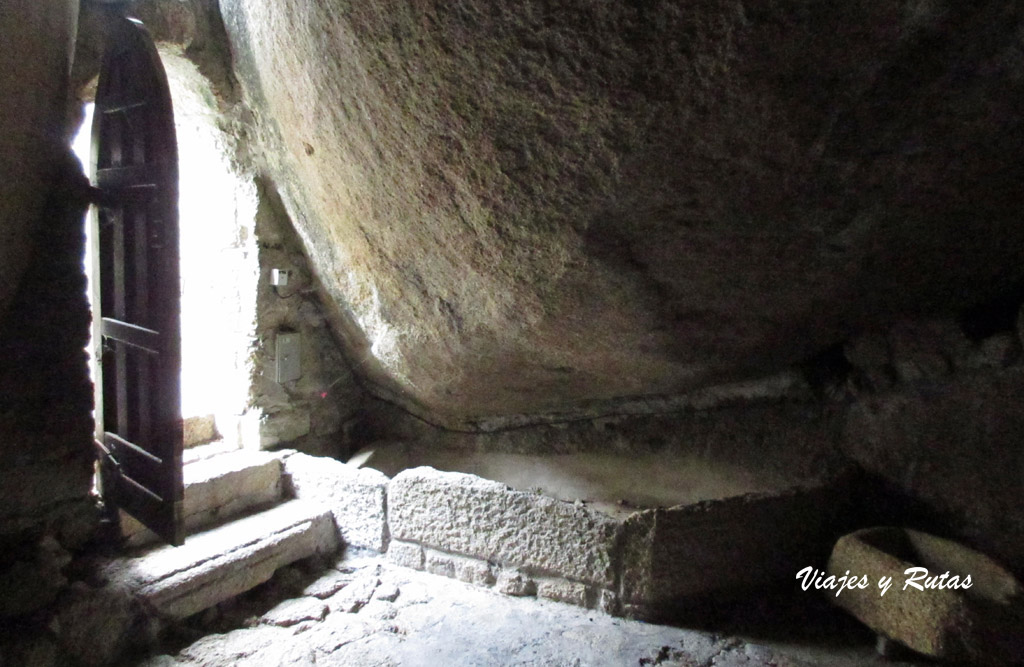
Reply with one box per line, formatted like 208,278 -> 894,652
90,16 -> 184,546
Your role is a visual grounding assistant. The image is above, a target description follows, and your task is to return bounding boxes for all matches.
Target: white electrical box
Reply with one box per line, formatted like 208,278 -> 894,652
271,268 -> 291,287
275,332 -> 301,383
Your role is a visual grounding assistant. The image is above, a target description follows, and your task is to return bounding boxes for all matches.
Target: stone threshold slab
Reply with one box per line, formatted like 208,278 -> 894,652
104,499 -> 339,619
122,450 -> 284,547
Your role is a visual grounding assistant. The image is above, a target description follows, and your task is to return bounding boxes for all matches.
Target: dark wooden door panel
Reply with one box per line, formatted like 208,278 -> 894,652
91,16 -> 183,546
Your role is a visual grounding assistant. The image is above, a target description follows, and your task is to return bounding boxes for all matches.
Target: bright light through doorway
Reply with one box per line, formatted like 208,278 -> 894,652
72,51 -> 259,447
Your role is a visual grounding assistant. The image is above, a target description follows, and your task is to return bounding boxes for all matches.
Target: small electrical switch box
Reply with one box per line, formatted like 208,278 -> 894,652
275,332 -> 301,383
271,268 -> 291,287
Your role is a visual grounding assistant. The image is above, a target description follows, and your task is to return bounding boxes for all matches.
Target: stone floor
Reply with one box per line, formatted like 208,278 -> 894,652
133,552 -> 929,667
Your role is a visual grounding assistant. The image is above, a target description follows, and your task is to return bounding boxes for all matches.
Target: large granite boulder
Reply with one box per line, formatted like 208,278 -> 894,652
216,1 -> 1024,426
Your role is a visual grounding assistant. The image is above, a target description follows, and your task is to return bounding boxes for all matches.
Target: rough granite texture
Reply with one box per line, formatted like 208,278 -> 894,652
120,451 -> 283,547
386,541 -> 424,571
101,500 -> 338,620
282,452 -> 390,552
619,484 -> 842,620
220,0 -> 1024,426
388,467 -> 619,588
843,367 -> 1024,576
385,465 -> 839,617
827,527 -> 1024,665
251,179 -> 364,456
56,581 -> 137,667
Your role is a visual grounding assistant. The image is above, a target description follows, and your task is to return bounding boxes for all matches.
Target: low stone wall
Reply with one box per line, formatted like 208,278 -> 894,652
388,467 -> 622,612
277,459 -> 844,618
618,483 -> 843,619
380,466 -> 843,620
281,452 -> 390,553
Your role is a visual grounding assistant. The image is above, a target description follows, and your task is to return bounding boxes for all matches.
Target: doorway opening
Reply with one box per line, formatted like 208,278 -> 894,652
72,49 -> 260,460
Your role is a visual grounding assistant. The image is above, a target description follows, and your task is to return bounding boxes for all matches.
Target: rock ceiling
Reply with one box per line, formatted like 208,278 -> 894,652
216,0 -> 1024,427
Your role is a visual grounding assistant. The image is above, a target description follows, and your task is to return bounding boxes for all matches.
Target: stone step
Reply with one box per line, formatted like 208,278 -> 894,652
182,439 -> 239,465
105,499 -> 339,620
183,413 -> 219,448
121,449 -> 284,547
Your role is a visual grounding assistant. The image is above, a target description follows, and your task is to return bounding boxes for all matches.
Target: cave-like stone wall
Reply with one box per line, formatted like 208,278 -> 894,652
220,0 -> 1024,428
252,179 -> 365,456
842,356 -> 1024,577
0,0 -> 98,622
0,0 -> 81,316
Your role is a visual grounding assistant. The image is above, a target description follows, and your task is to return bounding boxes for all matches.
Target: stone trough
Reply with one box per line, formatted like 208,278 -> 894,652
348,445 -> 846,620
827,527 -> 1024,665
